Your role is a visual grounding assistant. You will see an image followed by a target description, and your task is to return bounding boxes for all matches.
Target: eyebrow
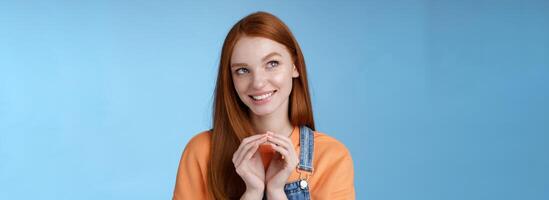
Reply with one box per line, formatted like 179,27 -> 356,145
231,52 -> 282,68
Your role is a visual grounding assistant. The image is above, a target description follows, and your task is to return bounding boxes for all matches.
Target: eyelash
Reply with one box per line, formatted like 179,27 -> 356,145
267,60 -> 279,68
234,60 -> 279,75
235,68 -> 249,75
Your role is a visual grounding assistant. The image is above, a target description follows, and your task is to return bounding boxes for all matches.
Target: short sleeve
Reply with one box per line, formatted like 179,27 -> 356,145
325,149 -> 356,199
312,137 -> 356,200
172,132 -> 211,200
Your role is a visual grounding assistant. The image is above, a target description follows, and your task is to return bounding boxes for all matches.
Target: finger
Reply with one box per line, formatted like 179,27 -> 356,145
233,133 -> 267,164
270,143 -> 292,162
235,136 -> 268,167
234,134 -> 266,165
236,138 -> 265,168
242,133 -> 268,144
268,136 -> 298,163
235,137 -> 267,169
269,132 -> 293,144
266,134 -> 293,151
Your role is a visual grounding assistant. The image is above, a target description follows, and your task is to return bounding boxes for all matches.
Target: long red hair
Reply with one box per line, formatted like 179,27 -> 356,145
208,11 -> 315,199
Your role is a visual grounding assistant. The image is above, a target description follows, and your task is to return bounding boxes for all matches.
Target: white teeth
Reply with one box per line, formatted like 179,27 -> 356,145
251,92 -> 273,100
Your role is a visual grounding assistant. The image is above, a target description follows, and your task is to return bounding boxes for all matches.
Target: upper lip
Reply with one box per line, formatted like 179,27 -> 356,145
249,90 -> 276,96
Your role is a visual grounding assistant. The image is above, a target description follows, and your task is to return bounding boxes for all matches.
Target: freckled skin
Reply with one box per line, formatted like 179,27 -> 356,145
230,36 -> 299,117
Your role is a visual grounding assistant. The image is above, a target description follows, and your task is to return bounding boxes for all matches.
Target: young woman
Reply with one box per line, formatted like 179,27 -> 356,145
173,11 -> 355,200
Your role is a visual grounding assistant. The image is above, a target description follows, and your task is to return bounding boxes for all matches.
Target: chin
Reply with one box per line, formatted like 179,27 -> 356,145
249,106 -> 276,116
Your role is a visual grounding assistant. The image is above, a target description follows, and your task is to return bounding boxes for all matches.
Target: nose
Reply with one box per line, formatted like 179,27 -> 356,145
251,69 -> 267,90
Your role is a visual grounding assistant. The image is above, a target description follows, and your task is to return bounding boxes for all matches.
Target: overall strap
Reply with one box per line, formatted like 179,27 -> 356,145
297,126 -> 314,173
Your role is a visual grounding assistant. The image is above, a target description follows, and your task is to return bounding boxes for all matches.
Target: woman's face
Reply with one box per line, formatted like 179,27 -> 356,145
230,36 -> 299,117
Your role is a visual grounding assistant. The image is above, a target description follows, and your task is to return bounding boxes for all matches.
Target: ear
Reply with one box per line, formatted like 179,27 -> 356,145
292,64 -> 300,78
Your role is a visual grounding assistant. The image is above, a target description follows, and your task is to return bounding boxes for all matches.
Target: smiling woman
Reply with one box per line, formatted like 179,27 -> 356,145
172,11 -> 355,200
230,36 -> 300,116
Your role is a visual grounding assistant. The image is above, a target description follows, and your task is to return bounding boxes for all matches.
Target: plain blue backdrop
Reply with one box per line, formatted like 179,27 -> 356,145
1,0 -> 548,199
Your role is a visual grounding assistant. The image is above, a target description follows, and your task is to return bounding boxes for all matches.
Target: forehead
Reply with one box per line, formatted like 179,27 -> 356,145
230,36 -> 290,63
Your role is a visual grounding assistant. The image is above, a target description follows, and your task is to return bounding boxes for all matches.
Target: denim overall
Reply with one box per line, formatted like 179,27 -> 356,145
264,126 -> 314,200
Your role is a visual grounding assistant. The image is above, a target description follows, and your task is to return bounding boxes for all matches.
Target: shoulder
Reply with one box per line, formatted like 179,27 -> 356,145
186,130 -> 212,147
181,130 -> 212,159
309,131 -> 356,198
312,131 -> 353,162
313,131 -> 351,154
174,131 -> 212,198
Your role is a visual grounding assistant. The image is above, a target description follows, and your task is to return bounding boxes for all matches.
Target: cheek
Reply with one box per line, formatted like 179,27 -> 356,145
271,71 -> 293,90
232,77 -> 249,95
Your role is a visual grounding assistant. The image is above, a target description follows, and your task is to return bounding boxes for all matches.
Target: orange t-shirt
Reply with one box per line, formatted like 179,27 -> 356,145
172,126 -> 356,199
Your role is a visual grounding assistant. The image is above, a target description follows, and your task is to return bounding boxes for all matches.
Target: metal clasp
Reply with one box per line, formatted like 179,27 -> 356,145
296,167 -> 314,189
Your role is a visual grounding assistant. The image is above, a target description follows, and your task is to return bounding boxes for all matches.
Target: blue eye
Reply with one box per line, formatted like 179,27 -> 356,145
235,68 -> 249,75
267,60 -> 279,68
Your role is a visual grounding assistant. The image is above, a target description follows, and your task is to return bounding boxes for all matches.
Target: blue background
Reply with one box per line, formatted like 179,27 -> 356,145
1,0 -> 548,199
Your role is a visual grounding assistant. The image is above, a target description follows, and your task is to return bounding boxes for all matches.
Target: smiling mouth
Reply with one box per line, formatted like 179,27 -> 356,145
249,90 -> 277,101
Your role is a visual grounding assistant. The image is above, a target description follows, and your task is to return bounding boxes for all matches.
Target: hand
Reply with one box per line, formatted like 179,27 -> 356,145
233,133 -> 268,196
265,131 -> 299,196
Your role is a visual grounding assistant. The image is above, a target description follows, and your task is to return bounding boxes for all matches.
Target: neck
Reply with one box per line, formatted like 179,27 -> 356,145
250,103 -> 293,137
